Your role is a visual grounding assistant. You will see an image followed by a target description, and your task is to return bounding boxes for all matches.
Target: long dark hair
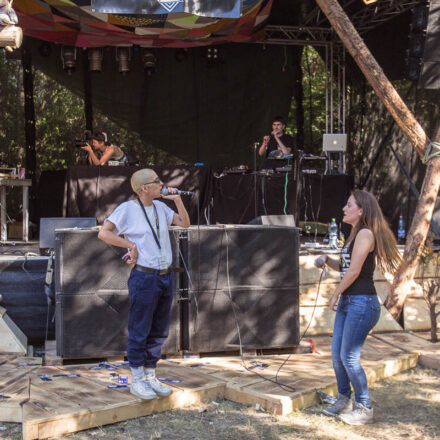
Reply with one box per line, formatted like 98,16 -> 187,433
92,131 -> 110,146
348,190 -> 402,274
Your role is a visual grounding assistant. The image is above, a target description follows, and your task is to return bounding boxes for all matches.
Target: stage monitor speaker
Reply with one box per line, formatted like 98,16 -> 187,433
55,229 -> 179,358
40,217 -> 97,250
248,215 -> 295,227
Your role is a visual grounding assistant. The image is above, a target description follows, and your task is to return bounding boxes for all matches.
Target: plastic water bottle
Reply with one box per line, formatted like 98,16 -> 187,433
329,218 -> 338,248
397,215 -> 406,244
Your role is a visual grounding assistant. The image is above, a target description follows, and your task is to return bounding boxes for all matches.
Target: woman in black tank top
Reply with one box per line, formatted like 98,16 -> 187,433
315,190 -> 401,425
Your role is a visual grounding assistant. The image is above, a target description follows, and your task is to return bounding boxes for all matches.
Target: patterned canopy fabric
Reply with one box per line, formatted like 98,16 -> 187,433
13,0 -> 273,47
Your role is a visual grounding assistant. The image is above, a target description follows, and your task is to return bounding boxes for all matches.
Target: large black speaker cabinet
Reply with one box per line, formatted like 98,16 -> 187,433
419,1 -> 440,89
55,229 -> 179,358
0,257 -> 54,343
171,225 -> 300,352
55,226 -> 300,358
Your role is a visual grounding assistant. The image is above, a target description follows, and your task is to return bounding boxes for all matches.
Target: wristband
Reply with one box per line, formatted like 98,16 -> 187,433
129,243 -> 136,251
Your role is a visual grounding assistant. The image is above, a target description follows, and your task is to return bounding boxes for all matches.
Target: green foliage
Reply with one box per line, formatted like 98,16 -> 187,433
0,52 -> 25,167
0,49 -> 183,177
287,46 -> 326,154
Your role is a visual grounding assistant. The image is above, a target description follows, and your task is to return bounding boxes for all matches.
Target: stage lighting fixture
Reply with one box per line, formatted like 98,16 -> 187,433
175,48 -> 188,62
116,47 -> 131,75
206,47 -> 218,60
141,49 -> 156,75
88,48 -> 103,72
61,46 -> 76,75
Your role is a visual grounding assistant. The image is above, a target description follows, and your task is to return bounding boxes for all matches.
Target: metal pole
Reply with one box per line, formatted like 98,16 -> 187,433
330,42 -> 334,133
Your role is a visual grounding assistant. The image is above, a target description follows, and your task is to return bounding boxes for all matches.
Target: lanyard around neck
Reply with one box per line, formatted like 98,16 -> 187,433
136,196 -> 161,250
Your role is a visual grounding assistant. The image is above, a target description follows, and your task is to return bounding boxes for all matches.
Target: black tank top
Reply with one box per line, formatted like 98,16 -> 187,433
339,228 -> 377,296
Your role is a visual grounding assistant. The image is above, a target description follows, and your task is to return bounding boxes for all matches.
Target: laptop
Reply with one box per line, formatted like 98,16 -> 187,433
322,134 -> 347,152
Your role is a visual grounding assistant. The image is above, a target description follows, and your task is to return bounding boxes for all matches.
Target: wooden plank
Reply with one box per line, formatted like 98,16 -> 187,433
0,357 -> 41,423
373,332 -> 440,355
23,382 -> 225,440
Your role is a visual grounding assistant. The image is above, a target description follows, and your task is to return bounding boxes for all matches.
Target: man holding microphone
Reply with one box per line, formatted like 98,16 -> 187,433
98,169 -> 190,400
258,116 -> 294,158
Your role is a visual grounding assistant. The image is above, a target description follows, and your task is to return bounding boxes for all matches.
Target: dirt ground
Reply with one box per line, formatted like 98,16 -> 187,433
1,366 -> 439,440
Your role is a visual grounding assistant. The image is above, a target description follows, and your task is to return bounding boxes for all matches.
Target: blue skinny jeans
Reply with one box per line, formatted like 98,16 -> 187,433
332,294 -> 381,408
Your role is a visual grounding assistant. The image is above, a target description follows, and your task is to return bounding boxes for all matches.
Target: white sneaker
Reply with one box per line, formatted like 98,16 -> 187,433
339,402 -> 374,425
145,376 -> 173,397
130,378 -> 157,400
322,393 -> 353,417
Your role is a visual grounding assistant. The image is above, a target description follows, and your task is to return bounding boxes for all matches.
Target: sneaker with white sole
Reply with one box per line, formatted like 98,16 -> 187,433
322,393 -> 353,417
339,402 -> 374,425
145,376 -> 173,397
130,378 -> 157,400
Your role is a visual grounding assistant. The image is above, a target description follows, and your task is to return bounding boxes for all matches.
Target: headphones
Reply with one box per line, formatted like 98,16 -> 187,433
93,131 -> 110,146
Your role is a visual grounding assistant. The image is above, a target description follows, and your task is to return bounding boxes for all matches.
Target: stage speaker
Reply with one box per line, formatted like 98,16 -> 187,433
188,287 -> 299,353
248,215 -> 295,227
172,225 -> 300,352
55,229 -> 179,358
40,217 -> 96,250
417,1 -> 440,89
0,257 -> 54,343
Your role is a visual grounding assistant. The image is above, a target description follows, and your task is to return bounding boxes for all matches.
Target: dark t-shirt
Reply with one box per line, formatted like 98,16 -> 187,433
339,228 -> 377,296
265,133 -> 294,157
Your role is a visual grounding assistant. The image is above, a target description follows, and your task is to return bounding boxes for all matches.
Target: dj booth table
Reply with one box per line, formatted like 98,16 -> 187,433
212,171 -> 353,225
212,172 -> 297,224
36,166 -> 353,227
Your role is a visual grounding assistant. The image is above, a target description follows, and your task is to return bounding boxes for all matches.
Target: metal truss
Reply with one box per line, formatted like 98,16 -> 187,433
263,25 -> 334,46
302,0 -> 425,35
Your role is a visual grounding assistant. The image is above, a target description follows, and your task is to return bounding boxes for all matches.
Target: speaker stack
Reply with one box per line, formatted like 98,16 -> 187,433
54,226 -> 300,358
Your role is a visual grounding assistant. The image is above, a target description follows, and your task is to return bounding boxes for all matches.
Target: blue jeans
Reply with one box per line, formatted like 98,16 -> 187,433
127,269 -> 174,368
332,294 -> 381,408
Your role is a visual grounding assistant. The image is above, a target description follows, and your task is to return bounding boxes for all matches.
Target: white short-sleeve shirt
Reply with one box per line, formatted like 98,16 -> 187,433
107,200 -> 175,269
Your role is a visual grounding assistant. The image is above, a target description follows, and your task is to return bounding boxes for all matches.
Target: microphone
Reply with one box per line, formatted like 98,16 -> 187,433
314,256 -> 326,268
161,188 -> 195,196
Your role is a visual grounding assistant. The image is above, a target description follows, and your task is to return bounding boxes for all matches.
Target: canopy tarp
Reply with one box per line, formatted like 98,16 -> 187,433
14,0 -> 273,47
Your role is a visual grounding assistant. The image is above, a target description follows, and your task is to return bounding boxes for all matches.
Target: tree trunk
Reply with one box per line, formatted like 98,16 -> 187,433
316,0 -> 440,319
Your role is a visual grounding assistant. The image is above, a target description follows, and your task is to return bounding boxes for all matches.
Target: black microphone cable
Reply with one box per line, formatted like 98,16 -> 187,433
223,226 -> 326,393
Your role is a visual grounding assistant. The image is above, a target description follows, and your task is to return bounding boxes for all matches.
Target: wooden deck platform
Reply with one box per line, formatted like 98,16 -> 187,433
1,332 -> 439,440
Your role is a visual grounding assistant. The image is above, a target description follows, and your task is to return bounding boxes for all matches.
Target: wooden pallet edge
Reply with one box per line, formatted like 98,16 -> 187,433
22,383 -> 226,440
418,353 -> 440,370
372,332 -> 439,354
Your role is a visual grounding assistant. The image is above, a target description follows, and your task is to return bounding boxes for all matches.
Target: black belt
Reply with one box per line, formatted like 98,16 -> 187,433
134,264 -> 171,275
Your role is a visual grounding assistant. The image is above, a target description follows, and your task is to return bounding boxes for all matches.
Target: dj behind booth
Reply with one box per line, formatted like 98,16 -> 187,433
212,131 -> 353,228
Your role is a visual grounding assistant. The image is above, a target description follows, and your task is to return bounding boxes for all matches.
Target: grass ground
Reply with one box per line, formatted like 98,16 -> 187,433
1,366 -> 439,440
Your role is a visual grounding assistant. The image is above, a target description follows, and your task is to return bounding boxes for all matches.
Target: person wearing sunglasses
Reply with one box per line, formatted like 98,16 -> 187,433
98,168 -> 190,400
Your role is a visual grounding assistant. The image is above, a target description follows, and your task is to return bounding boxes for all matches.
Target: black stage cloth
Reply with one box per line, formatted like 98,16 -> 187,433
62,165 -> 213,224
212,172 -> 297,224
35,169 -> 68,220
298,173 -> 355,225
212,172 -> 353,225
